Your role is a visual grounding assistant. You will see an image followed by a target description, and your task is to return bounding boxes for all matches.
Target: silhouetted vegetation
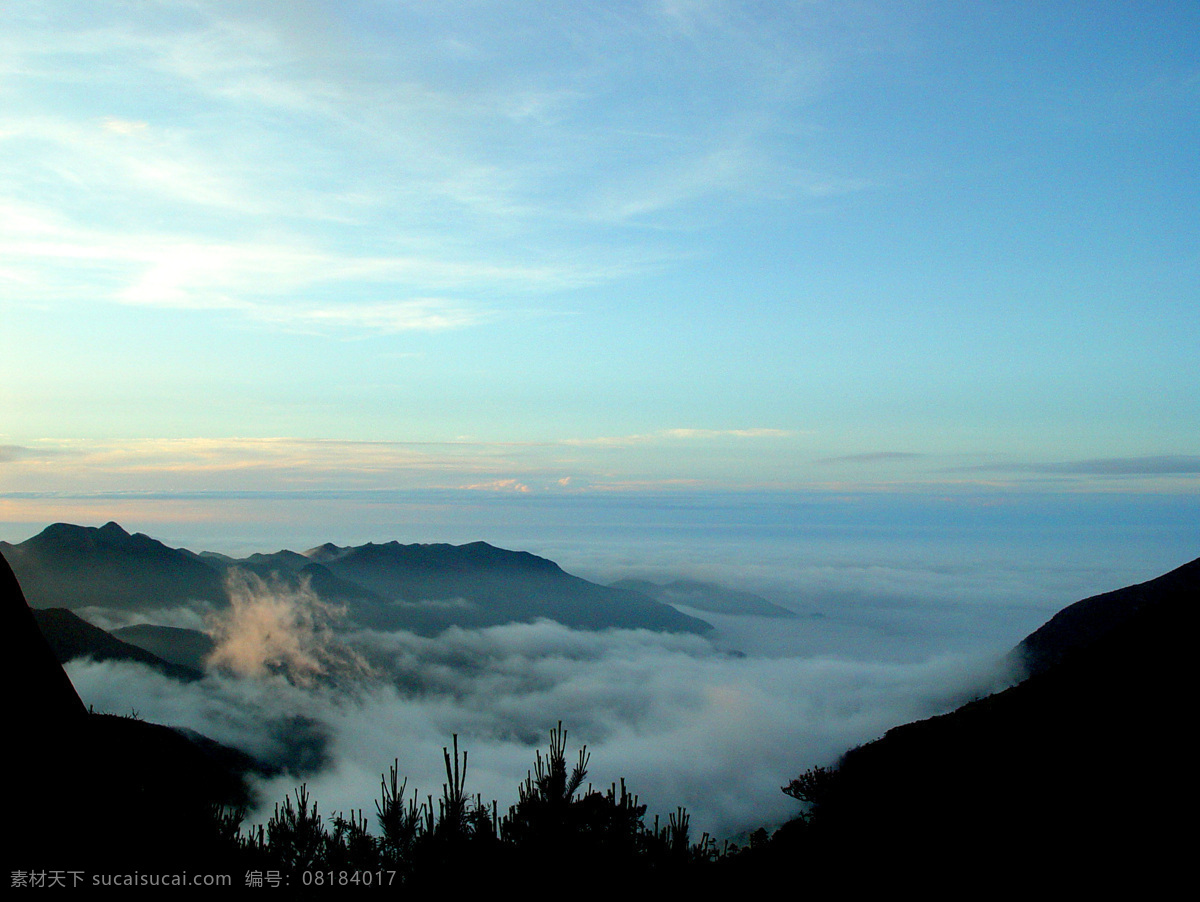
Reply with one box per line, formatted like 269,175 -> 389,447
202,722 -> 729,888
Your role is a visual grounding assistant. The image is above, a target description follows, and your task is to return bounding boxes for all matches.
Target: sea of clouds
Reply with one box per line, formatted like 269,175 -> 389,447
65,564 -> 1022,842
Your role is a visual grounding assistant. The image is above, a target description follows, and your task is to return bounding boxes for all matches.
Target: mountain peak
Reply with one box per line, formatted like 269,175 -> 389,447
36,521 -> 134,548
8,522 -> 227,611
304,543 -> 348,563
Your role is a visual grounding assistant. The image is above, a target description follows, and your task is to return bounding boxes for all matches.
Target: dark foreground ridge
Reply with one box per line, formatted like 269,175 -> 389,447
754,555 -> 1198,889
2,551 -> 261,875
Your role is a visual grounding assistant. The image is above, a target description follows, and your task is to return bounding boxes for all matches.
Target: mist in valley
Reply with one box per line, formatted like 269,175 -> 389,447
63,548 -> 1030,842
20,492 -> 1193,843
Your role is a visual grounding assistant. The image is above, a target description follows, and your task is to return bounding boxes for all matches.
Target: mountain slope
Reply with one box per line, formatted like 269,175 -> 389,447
0,521 -> 227,611
315,540 -> 713,634
199,549 -> 396,616
33,607 -> 203,681
110,623 -> 216,672
1,549 -> 262,870
1,550 -> 87,732
1016,555 -> 1199,678
764,555 -> 1197,883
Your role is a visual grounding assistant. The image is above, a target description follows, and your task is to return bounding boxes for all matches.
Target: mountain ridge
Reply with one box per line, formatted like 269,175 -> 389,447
32,607 -> 204,682
0,521 -> 228,611
2,522 -> 711,636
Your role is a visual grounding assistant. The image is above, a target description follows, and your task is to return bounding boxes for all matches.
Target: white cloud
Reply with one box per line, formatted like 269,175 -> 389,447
64,614 -> 1015,840
101,117 -> 149,135
0,0 -> 858,338
564,428 -> 794,447
459,479 -> 532,493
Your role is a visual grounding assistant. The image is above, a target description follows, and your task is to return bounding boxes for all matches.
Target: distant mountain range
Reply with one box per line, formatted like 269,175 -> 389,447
0,521 -> 227,611
1,523 -> 713,645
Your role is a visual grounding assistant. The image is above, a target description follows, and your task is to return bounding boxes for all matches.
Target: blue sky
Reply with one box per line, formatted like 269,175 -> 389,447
1,1 -> 1197,544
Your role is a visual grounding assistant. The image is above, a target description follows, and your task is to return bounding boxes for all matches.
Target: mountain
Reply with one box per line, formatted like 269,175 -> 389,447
318,540 -> 713,634
1015,555 -> 1198,678
1,548 -> 263,870
1,523 -> 711,635
202,548 -> 311,573
610,577 -> 796,618
760,556 -> 1197,886
0,521 -> 226,612
198,548 -> 397,618
33,608 -> 203,681
110,624 -> 216,672
1,550 -> 87,732
304,542 -> 349,563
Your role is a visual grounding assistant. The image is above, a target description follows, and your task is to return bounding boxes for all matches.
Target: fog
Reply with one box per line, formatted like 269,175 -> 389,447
46,489 -> 1192,840
32,494 -> 1195,839
65,576 -> 1019,841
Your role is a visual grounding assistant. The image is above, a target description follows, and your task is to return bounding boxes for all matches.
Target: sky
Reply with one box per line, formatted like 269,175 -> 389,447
1,1 -> 1198,551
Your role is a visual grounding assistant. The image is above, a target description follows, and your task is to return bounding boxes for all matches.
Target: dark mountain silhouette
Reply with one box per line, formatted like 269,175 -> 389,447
2,551 -> 87,732
1015,555 -> 1198,678
319,540 -> 712,634
611,577 -> 796,618
33,607 -> 203,681
3,523 -> 710,635
111,623 -> 216,672
303,541 -> 349,563
761,555 -> 1197,887
0,521 -> 226,611
2,549 -> 264,871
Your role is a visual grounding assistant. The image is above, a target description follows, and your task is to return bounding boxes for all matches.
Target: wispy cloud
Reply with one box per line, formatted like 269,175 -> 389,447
818,452 -> 924,465
564,428 -> 794,447
0,438 -> 510,490
0,206 -> 585,332
0,432 -> 798,497
207,570 -> 370,687
663,428 -> 794,440
0,1 -> 862,339
0,444 -> 63,463
459,479 -> 531,493
968,455 -> 1200,477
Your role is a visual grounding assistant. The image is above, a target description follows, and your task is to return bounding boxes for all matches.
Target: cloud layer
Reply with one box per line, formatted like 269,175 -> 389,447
66,602 -> 1016,840
0,1 -> 840,333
